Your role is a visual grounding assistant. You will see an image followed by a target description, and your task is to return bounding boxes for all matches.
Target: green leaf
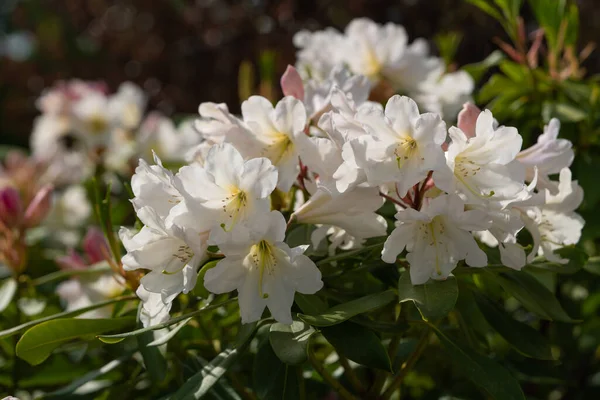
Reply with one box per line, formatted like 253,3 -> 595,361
489,271 -> 577,322
321,321 -> 393,372
170,322 -> 258,399
294,293 -> 328,315
0,278 -> 17,312
269,320 -> 315,365
137,330 -> 167,382
16,317 -> 135,365
463,50 -> 505,83
552,103 -> 587,122
432,326 -> 526,400
43,351 -> 134,397
98,298 -> 236,342
0,295 -> 137,339
254,341 -> 301,400
398,273 -> 458,321
467,0 -> 504,22
192,260 -> 219,298
147,317 -> 192,347
474,293 -> 554,360
525,246 -> 588,274
298,290 -> 396,327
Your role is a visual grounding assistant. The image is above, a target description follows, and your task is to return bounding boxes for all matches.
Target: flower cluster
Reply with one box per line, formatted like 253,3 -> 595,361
120,18 -> 584,326
30,80 -> 202,186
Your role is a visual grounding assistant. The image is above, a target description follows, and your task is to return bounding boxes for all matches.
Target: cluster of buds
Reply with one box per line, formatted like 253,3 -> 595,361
0,183 -> 53,274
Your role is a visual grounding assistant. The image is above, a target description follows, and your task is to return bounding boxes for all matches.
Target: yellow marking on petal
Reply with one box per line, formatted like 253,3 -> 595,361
262,132 -> 294,165
162,245 -> 194,275
249,240 -> 278,299
87,114 -> 108,135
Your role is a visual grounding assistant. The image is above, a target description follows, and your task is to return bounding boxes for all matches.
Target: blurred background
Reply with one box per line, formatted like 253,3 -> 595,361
1,0 -> 599,148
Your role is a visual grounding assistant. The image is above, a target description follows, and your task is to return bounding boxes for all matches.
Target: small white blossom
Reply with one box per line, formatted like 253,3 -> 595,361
204,211 -> 323,324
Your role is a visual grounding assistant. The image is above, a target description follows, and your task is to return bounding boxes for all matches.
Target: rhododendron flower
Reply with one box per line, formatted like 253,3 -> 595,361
204,211 -> 323,324
382,195 -> 490,284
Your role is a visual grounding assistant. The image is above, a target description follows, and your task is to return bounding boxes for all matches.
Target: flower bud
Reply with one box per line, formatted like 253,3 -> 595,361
0,186 -> 23,228
457,103 -> 481,139
23,184 -> 53,228
83,227 -> 109,264
280,65 -> 305,101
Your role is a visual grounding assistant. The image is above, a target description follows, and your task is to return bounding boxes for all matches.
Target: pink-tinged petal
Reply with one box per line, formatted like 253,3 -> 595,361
83,227 -> 110,264
0,186 -> 23,228
456,103 -> 481,139
56,249 -> 87,270
280,65 -> 305,101
23,184 -> 54,228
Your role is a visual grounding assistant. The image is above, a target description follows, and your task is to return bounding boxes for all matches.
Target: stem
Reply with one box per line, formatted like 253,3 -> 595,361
316,242 -> 384,266
381,329 -> 430,400
286,214 -> 296,231
11,279 -> 21,392
379,191 -> 408,208
308,344 -> 359,400
338,354 -> 365,394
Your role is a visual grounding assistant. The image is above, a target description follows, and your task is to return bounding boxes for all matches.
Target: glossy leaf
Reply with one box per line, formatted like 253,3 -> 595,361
322,321 -> 392,372
254,341 -> 301,400
269,320 -> 315,365
137,330 -> 167,382
298,290 -> 396,327
489,271 -> 577,322
16,317 -> 135,365
192,260 -> 219,298
170,322 -> 258,399
474,293 -> 554,360
398,273 -> 458,321
432,326 -> 526,400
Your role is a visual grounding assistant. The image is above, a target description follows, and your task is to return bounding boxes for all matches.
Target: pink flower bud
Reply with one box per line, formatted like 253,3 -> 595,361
23,184 -> 53,228
457,103 -> 482,139
0,186 -> 23,228
83,227 -> 109,264
281,65 -> 305,101
56,249 -> 87,270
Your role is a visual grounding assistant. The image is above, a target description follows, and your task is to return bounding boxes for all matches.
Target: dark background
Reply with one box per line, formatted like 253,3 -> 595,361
1,0 -> 599,148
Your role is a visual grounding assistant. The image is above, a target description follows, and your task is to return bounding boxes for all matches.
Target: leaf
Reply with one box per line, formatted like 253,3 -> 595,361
321,321 -> 392,372
170,322 -> 258,399
398,273 -> 458,321
43,351 -> 134,397
192,260 -> 219,298
98,298 -> 235,342
137,330 -> 167,382
0,278 -> 17,312
474,293 -> 554,360
298,290 -> 396,327
525,246 -> 588,274
254,341 -> 301,400
269,320 -> 315,365
16,317 -> 135,365
0,295 -> 137,339
463,50 -> 505,83
489,271 -> 577,322
467,0 -> 504,22
294,293 -> 328,315
432,326 -> 526,400
552,103 -> 587,122
147,317 -> 192,347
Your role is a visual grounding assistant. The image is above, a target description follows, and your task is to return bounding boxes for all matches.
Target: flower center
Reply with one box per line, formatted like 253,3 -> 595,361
363,43 -> 382,78
249,240 -> 278,299
162,244 -> 194,275
221,189 -> 248,230
262,133 -> 294,165
454,156 -> 494,199
394,136 -> 419,169
87,114 -> 108,135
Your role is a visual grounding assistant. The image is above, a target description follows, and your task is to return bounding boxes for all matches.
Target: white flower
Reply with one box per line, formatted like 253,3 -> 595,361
517,118 -> 574,189
138,114 -> 202,163
238,96 -> 307,191
382,194 -> 490,284
56,274 -> 125,319
107,82 -> 146,130
137,285 -> 172,328
173,143 -> 278,235
527,168 -> 584,263
303,65 -> 371,120
195,102 -> 244,144
43,185 -> 92,247
356,95 -> 447,196
71,90 -> 112,145
204,211 -> 323,324
131,153 -> 182,218
293,28 -> 346,81
120,206 -> 208,303
311,225 -> 361,256
292,183 -> 387,243
434,110 -> 528,205
414,70 -> 475,120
